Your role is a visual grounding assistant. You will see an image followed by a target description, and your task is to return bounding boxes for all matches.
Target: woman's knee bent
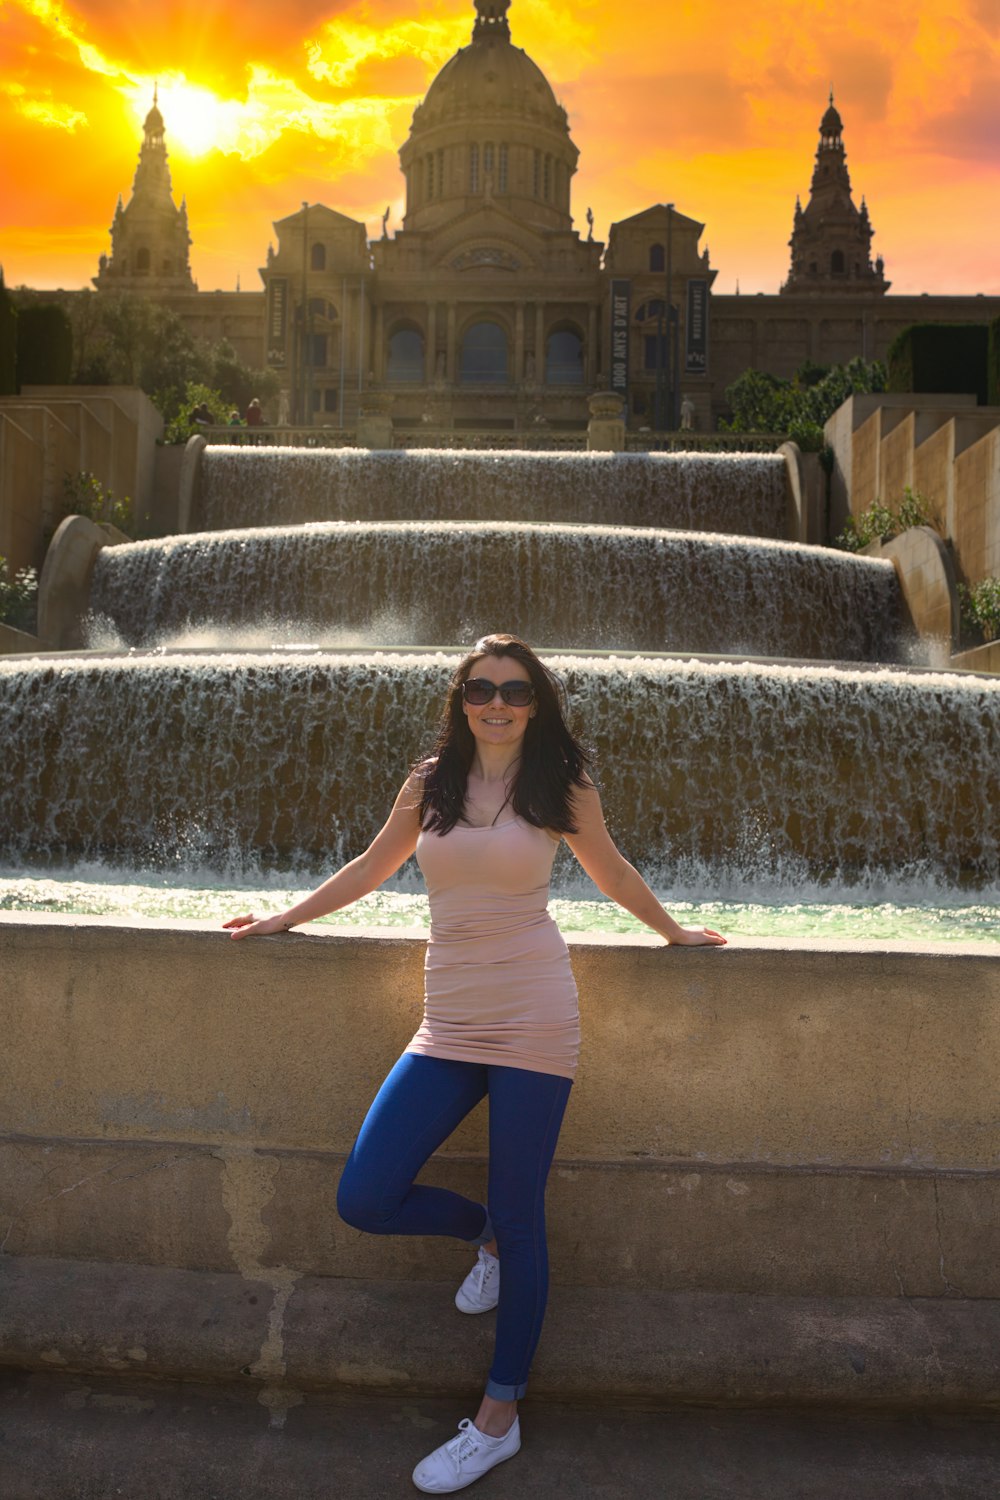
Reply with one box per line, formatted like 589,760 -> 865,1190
336,1162 -> 396,1233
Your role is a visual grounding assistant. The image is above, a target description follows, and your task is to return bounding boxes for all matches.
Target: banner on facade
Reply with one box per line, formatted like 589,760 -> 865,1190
610,279 -> 630,398
267,277 -> 288,367
685,279 -> 708,374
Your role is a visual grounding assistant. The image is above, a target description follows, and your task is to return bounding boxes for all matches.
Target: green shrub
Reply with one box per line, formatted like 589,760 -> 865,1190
886,323 -> 989,405
988,318 -> 999,408
835,487 -> 936,552
61,471 -> 134,536
0,270 -> 16,397
958,576 -> 1000,641
0,556 -> 39,634
16,302 -> 73,388
161,382 -> 232,444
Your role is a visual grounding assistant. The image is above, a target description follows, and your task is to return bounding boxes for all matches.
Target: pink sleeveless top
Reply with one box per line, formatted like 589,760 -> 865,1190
406,817 -> 580,1080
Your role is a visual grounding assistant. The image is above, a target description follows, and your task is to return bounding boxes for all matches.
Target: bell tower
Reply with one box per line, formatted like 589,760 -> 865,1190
93,87 -> 196,292
781,94 -> 888,295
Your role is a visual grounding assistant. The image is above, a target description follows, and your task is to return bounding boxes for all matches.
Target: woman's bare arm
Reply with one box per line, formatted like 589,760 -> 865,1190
563,779 -> 726,947
224,774 -> 423,938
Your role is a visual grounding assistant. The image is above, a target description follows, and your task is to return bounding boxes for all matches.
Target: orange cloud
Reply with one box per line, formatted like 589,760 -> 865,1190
0,0 -> 997,296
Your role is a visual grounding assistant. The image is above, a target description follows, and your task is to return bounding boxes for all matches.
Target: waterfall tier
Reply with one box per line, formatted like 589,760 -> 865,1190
89,523 -> 903,662
3,653 -> 997,888
197,449 -> 789,537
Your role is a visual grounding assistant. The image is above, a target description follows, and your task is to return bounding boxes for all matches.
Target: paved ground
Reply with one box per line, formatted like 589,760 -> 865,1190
2,1371 -> 999,1500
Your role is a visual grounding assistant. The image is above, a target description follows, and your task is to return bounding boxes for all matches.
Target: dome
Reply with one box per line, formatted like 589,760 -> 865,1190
144,103 -> 165,133
399,1 -> 576,233
411,1 -> 567,134
820,96 -> 843,139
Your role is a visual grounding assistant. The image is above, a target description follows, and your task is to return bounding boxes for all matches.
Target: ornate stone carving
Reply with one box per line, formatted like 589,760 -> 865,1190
449,247 -> 522,272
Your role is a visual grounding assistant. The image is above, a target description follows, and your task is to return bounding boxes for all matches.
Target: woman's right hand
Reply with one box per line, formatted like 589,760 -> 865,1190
222,912 -> 292,940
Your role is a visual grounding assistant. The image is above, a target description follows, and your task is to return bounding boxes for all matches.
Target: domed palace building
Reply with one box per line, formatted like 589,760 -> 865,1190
260,0 -> 715,433
89,0 -> 1000,434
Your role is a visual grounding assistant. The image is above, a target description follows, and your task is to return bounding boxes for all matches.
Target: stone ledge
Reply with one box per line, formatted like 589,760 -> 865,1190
2,1255 -> 999,1413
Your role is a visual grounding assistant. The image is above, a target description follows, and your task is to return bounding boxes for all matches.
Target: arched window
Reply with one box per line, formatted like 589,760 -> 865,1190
484,142 -> 494,179
831,249 -> 845,275
635,300 -> 666,322
311,243 -> 326,271
136,247 -> 150,273
498,144 -> 509,192
427,153 -> 435,198
649,243 -> 665,272
470,143 -> 479,193
543,154 -> 552,201
545,327 -> 584,385
387,326 -> 425,383
460,321 -> 508,384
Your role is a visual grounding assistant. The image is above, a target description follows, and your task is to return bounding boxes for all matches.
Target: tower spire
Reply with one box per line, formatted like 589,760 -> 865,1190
780,94 -> 888,295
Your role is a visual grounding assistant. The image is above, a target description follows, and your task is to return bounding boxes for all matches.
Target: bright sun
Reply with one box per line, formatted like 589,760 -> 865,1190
130,80 -> 225,158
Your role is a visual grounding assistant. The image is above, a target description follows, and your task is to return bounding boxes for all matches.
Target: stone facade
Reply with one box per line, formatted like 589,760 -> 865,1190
80,2 -> 1000,430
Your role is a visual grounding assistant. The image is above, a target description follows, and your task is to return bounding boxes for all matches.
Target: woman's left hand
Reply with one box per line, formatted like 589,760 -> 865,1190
668,926 -> 727,947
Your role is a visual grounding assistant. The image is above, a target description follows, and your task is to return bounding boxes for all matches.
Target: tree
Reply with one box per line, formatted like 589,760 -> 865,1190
0,269 -> 16,396
68,295 -> 277,434
16,302 -> 73,388
723,357 -> 886,450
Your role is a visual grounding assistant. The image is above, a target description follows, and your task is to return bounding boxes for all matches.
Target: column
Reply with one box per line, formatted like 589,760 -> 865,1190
534,302 -> 545,383
447,302 -> 457,383
426,301 -> 438,382
586,303 -> 598,386
373,301 -> 384,381
515,303 -> 525,383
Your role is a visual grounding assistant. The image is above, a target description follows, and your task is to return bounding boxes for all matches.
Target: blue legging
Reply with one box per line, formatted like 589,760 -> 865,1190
336,1052 -> 572,1400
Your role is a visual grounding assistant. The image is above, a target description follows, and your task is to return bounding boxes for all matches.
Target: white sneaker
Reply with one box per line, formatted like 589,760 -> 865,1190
455,1247 -> 500,1314
412,1416 -> 521,1493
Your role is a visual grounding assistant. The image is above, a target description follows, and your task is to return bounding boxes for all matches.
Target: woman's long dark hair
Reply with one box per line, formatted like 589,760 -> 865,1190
417,633 -> 591,835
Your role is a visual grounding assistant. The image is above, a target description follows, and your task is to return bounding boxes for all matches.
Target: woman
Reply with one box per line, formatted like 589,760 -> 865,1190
225,633 -> 725,1492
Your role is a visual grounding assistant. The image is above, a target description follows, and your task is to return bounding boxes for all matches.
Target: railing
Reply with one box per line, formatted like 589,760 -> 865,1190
196,425 -> 787,454
625,432 -> 788,453
393,429 -> 587,451
201,426 -> 358,448
200,425 -> 588,452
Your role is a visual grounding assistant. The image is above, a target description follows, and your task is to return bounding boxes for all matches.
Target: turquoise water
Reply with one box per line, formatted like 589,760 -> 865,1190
2,872 -> 997,945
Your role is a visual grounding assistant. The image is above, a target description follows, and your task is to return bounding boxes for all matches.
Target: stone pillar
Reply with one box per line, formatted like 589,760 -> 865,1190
515,303 -> 525,383
426,302 -> 438,383
373,303 -> 385,381
447,303 -> 457,383
356,391 -> 395,451
587,390 -> 626,453
586,304 -> 598,386
534,303 -> 545,383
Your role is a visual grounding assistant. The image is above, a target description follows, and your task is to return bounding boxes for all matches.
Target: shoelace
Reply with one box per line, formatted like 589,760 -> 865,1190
446,1419 -> 484,1472
473,1249 -> 497,1296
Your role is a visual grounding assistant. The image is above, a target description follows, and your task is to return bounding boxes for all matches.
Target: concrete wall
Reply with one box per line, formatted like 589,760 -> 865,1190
2,916 -> 998,1303
826,395 -> 1000,590
0,388 -> 163,573
0,622 -> 42,655
864,526 -> 960,651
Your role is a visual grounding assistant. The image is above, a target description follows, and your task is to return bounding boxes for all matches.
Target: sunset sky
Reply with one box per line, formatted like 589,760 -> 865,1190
1,0 -> 998,297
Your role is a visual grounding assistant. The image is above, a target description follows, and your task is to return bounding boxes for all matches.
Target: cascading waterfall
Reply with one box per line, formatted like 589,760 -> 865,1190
2,652 -> 998,888
5,444 -> 999,919
197,448 -> 789,537
88,522 -> 904,662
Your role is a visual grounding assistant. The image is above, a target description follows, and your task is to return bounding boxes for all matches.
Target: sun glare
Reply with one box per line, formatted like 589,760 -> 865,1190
126,79 -> 226,158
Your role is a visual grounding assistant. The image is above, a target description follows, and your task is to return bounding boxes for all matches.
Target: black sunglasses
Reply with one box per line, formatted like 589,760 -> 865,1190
462,678 -> 535,708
